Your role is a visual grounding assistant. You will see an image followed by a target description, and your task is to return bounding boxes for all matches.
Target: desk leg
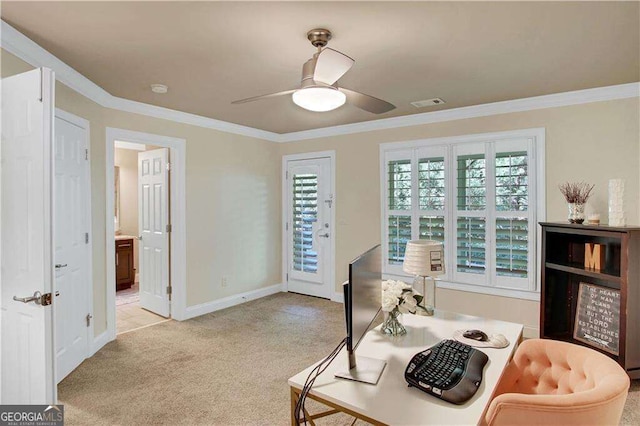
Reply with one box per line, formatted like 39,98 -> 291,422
291,387 -> 299,426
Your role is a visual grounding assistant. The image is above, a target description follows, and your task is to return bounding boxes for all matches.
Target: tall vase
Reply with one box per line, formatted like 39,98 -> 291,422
608,179 -> 626,227
568,203 -> 585,224
381,309 -> 406,336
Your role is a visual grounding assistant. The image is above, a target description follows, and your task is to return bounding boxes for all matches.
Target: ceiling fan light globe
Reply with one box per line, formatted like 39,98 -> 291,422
292,87 -> 346,112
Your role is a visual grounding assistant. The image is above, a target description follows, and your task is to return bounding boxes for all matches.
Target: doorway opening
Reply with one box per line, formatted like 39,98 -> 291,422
113,142 -> 168,334
106,128 -> 187,342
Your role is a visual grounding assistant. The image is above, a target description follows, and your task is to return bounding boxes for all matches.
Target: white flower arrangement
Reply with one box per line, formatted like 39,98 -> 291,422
381,280 -> 428,315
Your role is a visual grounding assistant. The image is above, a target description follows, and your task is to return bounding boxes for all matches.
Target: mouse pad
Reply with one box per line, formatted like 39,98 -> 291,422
453,330 -> 510,348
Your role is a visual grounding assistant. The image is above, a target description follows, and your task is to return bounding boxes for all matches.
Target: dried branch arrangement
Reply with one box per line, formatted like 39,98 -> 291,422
558,182 -> 595,204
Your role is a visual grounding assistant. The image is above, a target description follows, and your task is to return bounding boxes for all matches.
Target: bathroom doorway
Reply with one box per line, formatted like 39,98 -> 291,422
106,128 -> 187,340
113,142 -> 168,333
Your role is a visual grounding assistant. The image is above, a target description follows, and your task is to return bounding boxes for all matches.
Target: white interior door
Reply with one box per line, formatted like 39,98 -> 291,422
1,68 -> 56,403
54,113 -> 90,383
286,157 -> 333,299
138,148 -> 170,317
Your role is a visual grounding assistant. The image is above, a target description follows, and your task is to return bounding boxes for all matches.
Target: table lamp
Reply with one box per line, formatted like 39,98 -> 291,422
403,240 -> 445,316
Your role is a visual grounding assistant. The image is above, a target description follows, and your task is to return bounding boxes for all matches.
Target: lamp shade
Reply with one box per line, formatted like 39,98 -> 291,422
292,87 -> 346,112
403,240 -> 445,277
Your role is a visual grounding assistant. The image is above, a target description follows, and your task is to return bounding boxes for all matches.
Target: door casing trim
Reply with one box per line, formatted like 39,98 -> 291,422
105,127 -> 187,342
281,151 -> 338,302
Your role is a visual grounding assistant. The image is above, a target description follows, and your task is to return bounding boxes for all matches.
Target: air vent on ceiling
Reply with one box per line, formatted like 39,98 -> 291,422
411,98 -> 445,108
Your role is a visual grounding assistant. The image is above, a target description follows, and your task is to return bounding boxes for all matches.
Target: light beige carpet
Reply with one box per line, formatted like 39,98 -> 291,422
59,293 -> 639,425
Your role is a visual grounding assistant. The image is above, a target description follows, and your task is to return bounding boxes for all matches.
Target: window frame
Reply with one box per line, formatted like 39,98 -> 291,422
380,128 -> 545,301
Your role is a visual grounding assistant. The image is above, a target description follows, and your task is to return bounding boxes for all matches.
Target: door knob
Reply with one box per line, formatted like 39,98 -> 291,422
13,291 -> 42,304
318,233 -> 330,238
55,263 -> 68,269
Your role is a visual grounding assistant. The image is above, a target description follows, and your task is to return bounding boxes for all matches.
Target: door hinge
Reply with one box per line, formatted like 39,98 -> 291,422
286,273 -> 289,282
85,232 -> 89,244
166,224 -> 172,233
166,163 -> 171,171
166,286 -> 172,295
285,222 -> 288,231
86,313 -> 93,327
286,170 -> 288,180
85,149 -> 89,161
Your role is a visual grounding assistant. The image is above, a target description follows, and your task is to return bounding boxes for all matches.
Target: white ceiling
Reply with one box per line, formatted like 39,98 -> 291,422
2,1 -> 638,134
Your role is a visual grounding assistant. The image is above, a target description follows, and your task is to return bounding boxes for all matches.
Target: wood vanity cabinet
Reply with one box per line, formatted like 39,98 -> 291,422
116,238 -> 135,290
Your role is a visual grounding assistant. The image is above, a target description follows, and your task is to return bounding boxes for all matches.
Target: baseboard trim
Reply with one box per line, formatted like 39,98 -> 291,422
183,283 -> 285,320
331,292 -> 344,303
90,330 -> 112,356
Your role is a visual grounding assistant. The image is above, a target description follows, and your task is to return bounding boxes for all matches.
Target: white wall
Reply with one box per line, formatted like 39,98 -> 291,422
279,97 -> 640,337
2,49 -> 282,336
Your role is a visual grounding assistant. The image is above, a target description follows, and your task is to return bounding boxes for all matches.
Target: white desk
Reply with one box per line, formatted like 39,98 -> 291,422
289,310 -> 523,425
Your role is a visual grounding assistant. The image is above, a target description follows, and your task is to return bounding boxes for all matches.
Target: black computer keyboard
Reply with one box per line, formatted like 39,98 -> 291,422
404,339 -> 488,405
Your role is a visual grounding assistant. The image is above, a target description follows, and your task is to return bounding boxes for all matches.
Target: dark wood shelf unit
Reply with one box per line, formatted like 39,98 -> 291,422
544,261 -> 622,285
540,222 -> 640,379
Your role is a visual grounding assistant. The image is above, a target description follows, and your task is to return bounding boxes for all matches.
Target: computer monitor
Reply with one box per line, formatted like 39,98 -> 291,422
335,244 -> 386,385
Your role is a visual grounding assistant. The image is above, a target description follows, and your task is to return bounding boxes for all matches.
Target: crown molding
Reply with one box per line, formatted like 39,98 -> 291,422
278,82 -> 640,142
2,20 -> 638,144
0,20 -> 280,142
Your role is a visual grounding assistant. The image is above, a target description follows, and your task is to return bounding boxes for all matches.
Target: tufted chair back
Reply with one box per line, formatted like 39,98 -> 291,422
484,339 -> 629,426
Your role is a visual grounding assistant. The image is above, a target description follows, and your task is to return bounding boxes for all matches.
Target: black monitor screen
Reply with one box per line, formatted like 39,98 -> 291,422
347,244 -> 382,352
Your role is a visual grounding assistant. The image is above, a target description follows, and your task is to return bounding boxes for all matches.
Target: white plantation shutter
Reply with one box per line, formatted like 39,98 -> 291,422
386,155 -> 412,267
454,149 -> 487,284
418,155 -> 446,246
495,151 -> 529,280
292,173 -> 318,273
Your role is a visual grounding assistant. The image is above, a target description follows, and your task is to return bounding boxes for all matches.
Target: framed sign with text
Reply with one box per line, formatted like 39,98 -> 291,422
573,282 -> 620,355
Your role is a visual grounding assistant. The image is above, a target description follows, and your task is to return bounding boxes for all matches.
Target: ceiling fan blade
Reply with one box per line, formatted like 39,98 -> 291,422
231,89 -> 296,104
313,48 -> 355,85
340,88 -> 396,114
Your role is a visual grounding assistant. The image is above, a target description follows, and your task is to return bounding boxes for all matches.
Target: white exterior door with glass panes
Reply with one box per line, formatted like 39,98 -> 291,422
286,158 -> 333,299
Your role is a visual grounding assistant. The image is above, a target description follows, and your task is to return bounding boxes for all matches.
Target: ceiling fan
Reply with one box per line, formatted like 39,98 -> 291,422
232,29 -> 396,114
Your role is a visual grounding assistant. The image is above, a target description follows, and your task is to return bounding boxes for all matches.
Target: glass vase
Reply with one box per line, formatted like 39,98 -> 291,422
413,276 -> 435,316
568,203 -> 585,224
381,309 -> 406,336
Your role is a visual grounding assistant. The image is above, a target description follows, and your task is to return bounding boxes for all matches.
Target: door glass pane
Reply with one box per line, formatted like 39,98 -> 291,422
388,160 -> 412,210
419,157 -> 445,210
457,154 -> 486,210
496,217 -> 528,278
457,217 -> 486,274
388,215 -> 411,264
496,151 -> 528,211
292,174 -> 318,273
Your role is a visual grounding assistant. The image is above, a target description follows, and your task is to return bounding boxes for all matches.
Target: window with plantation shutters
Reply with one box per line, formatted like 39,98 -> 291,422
292,173 -> 318,273
382,130 -> 542,298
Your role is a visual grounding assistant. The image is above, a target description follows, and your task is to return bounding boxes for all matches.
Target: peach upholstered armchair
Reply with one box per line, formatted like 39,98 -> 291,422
484,339 -> 630,426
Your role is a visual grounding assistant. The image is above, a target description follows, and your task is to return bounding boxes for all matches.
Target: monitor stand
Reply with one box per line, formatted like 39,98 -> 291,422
334,352 -> 386,385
